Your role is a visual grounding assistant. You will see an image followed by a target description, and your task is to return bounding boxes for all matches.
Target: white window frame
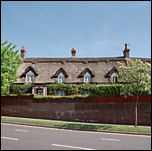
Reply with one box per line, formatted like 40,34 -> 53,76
111,72 -> 118,83
84,72 -> 91,83
58,72 -> 65,83
26,70 -> 35,82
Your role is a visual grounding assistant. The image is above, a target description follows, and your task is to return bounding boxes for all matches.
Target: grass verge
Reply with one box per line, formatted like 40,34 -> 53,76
34,94 -> 91,99
1,116 -> 151,134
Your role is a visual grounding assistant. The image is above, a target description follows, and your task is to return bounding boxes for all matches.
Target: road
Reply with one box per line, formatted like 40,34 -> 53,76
1,123 -> 151,150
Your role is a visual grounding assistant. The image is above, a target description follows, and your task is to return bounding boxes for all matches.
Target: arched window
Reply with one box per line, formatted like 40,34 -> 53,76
84,72 -> 91,83
26,70 -> 35,82
58,72 -> 65,83
111,72 -> 118,83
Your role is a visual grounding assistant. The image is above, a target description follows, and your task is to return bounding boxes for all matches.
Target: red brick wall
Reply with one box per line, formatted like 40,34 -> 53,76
94,96 -> 151,103
1,95 -> 151,126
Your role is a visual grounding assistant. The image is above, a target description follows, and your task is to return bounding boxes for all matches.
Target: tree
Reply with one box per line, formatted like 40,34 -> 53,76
1,39 -> 22,95
118,59 -> 151,127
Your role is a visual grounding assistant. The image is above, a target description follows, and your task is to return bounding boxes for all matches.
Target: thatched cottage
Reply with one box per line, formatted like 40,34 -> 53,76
16,44 -> 151,95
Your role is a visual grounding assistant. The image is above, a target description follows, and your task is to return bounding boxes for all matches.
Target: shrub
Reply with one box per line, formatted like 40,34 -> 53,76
47,83 -> 80,95
10,83 -> 33,94
48,83 -> 122,97
10,82 -> 150,97
94,84 -> 122,97
79,83 -> 96,94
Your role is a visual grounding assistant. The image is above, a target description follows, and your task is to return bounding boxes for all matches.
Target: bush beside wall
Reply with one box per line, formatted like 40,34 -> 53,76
10,83 -> 150,97
10,83 -> 33,94
47,83 -> 122,97
47,83 -> 80,95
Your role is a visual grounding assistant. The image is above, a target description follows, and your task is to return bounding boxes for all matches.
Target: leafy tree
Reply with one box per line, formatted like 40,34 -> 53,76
118,59 -> 151,127
1,39 -> 22,95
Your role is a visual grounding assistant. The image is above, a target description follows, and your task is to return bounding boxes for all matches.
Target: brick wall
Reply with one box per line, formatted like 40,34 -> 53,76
1,95 -> 151,126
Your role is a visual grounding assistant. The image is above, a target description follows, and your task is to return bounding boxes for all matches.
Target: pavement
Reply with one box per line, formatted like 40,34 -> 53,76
1,116 -> 151,136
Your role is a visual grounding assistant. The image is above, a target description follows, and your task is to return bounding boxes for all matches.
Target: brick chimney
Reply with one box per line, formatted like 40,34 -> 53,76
21,46 -> 26,59
123,43 -> 130,58
71,48 -> 76,58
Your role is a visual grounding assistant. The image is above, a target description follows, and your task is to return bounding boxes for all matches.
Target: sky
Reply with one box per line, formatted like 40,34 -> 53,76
1,1 -> 151,58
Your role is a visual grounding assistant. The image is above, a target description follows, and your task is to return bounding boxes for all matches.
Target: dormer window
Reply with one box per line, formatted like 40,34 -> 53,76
20,66 -> 38,83
105,66 -> 119,83
111,72 -> 118,83
51,68 -> 68,82
84,72 -> 91,83
26,70 -> 34,82
58,72 -> 65,83
78,68 -> 94,83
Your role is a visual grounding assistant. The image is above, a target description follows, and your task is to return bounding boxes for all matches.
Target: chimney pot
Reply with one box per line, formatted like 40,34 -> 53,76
123,43 -> 130,58
125,43 -> 127,50
71,48 -> 76,58
21,46 -> 26,58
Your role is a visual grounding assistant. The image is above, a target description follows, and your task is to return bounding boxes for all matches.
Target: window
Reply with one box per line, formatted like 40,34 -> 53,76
113,76 -> 118,83
111,73 -> 118,83
84,72 -> 91,83
82,91 -> 91,95
57,91 -> 66,96
36,89 -> 43,95
58,72 -> 65,83
34,86 -> 44,95
26,70 -> 34,82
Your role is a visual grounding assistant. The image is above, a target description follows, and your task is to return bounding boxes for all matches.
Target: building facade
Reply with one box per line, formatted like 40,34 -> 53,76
15,44 -> 151,95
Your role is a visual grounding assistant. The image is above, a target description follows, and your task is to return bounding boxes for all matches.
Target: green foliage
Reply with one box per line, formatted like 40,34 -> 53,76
34,94 -> 90,99
47,83 -> 122,97
120,83 -> 151,98
118,59 -> 151,97
65,84 -> 80,95
94,84 -> 122,97
48,83 -> 80,95
1,38 -> 22,95
10,83 -> 33,94
79,83 -> 96,94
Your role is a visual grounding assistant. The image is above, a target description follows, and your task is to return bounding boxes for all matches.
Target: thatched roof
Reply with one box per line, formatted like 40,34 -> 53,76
20,66 -> 39,78
78,68 -> 95,78
51,67 -> 68,79
105,66 -> 118,78
15,57 -> 151,84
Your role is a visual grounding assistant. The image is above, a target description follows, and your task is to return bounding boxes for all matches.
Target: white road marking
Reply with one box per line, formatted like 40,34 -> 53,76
101,137 -> 120,141
1,136 -> 18,141
52,144 -> 95,150
15,129 -> 28,132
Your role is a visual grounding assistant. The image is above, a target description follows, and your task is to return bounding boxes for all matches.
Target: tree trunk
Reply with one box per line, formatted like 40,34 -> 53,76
135,95 -> 138,127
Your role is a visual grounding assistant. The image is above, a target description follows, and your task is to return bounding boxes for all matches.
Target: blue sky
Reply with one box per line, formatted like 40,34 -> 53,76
1,1 -> 151,58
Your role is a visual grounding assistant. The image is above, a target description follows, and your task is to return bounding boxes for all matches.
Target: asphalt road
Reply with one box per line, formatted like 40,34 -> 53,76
1,123 -> 151,150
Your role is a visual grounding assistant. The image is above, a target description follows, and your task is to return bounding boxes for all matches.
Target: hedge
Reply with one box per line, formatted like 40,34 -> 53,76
47,83 -> 122,97
94,84 -> 122,97
34,94 -> 91,99
10,83 -> 33,94
10,83 -> 150,97
47,83 -> 80,95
